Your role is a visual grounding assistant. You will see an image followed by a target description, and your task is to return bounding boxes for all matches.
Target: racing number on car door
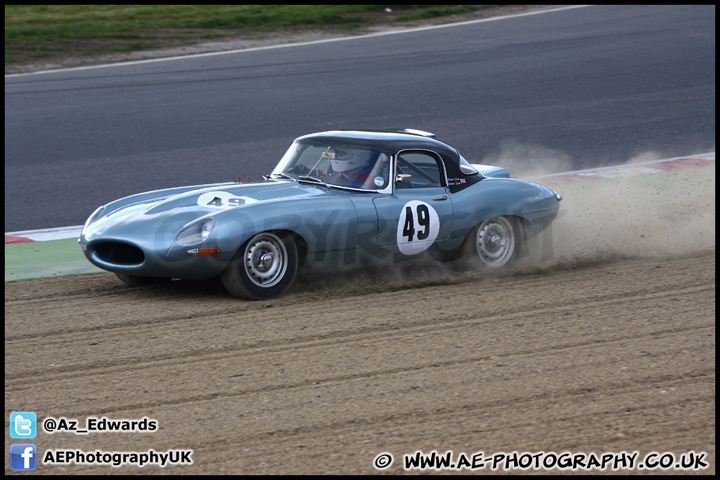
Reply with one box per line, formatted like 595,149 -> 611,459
372,151 -> 453,255
397,200 -> 441,255
402,203 -> 429,242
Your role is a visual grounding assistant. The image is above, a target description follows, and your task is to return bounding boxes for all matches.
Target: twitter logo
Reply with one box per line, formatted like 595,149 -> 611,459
10,412 -> 37,439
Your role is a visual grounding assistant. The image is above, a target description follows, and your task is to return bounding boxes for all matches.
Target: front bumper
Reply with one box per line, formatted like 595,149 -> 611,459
80,235 -> 233,280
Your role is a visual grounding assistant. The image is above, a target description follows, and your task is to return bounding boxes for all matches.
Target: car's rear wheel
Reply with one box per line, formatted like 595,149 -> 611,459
220,231 -> 298,300
464,216 -> 520,269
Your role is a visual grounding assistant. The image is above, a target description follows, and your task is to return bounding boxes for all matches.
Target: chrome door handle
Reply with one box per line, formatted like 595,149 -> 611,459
433,194 -> 448,201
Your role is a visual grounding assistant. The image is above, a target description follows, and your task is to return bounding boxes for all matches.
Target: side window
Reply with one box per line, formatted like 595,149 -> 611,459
395,152 -> 444,189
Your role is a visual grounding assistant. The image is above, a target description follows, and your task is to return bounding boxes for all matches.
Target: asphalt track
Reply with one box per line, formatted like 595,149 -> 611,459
4,5 -> 715,232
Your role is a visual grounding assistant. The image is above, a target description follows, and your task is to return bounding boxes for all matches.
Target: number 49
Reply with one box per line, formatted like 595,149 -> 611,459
402,204 -> 431,242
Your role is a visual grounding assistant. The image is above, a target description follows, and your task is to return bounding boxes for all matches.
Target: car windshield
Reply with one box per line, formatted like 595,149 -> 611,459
271,142 -> 391,191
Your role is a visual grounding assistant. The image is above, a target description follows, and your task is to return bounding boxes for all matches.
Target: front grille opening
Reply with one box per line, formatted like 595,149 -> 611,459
94,242 -> 145,265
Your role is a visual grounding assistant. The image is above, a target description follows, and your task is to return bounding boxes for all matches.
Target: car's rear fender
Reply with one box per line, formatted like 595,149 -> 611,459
471,164 -> 511,178
444,177 -> 560,248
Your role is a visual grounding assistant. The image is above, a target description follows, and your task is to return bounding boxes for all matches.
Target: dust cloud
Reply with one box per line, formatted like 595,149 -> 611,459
548,167 -> 715,262
479,139 -> 578,178
486,141 -> 716,263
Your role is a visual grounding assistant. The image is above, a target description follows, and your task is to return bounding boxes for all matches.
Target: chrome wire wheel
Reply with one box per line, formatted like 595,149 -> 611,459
474,216 -> 516,268
243,233 -> 288,288
221,231 -> 298,300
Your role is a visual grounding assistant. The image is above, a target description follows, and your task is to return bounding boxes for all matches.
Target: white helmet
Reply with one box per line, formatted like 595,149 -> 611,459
331,149 -> 371,173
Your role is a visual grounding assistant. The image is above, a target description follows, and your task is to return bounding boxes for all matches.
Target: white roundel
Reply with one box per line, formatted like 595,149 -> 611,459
396,200 -> 440,255
197,191 -> 258,209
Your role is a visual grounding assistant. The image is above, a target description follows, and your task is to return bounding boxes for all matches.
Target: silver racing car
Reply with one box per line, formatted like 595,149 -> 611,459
79,129 -> 562,299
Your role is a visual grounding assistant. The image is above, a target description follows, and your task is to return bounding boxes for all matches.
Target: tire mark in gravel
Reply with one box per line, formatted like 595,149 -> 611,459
196,392 -> 713,473
107,371 -> 715,452
5,281 -> 712,384
7,325 -> 711,417
4,278 -> 712,342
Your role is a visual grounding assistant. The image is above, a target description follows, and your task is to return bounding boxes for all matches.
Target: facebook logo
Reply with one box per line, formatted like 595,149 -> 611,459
10,411 -> 37,439
10,444 -> 37,470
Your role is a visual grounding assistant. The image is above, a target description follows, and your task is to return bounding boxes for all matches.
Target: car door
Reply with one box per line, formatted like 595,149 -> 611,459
372,150 -> 454,256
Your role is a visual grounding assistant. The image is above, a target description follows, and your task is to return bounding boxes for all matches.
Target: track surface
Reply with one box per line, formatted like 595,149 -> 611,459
4,250 -> 715,474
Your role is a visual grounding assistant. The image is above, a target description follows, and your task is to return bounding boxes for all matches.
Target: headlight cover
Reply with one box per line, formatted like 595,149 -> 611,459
175,218 -> 214,245
82,205 -> 106,232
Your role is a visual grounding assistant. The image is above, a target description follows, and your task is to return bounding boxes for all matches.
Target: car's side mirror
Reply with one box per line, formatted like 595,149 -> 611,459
396,174 -> 413,184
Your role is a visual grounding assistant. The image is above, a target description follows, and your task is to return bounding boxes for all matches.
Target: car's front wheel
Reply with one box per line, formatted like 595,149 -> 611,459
220,231 -> 298,300
464,216 -> 521,269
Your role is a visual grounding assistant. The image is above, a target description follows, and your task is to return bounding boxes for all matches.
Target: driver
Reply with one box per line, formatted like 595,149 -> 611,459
328,149 -> 373,183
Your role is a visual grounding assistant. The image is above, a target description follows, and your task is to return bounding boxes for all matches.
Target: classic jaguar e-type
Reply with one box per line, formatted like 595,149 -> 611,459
79,129 -> 562,299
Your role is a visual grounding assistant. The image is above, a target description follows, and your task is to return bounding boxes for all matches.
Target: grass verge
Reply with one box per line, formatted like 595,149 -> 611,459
5,5 -> 498,66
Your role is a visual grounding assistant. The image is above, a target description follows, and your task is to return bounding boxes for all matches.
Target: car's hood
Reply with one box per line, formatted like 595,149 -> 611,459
101,180 -> 328,217
142,180 -> 327,215
83,180 -> 333,240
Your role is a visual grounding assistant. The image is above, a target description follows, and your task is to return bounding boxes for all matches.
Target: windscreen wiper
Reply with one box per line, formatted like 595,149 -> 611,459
297,175 -> 334,188
263,172 -> 295,181
298,175 -> 323,183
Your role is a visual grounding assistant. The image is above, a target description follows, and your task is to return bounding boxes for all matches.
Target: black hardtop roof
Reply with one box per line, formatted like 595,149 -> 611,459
293,129 -> 480,192
295,130 -> 459,158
